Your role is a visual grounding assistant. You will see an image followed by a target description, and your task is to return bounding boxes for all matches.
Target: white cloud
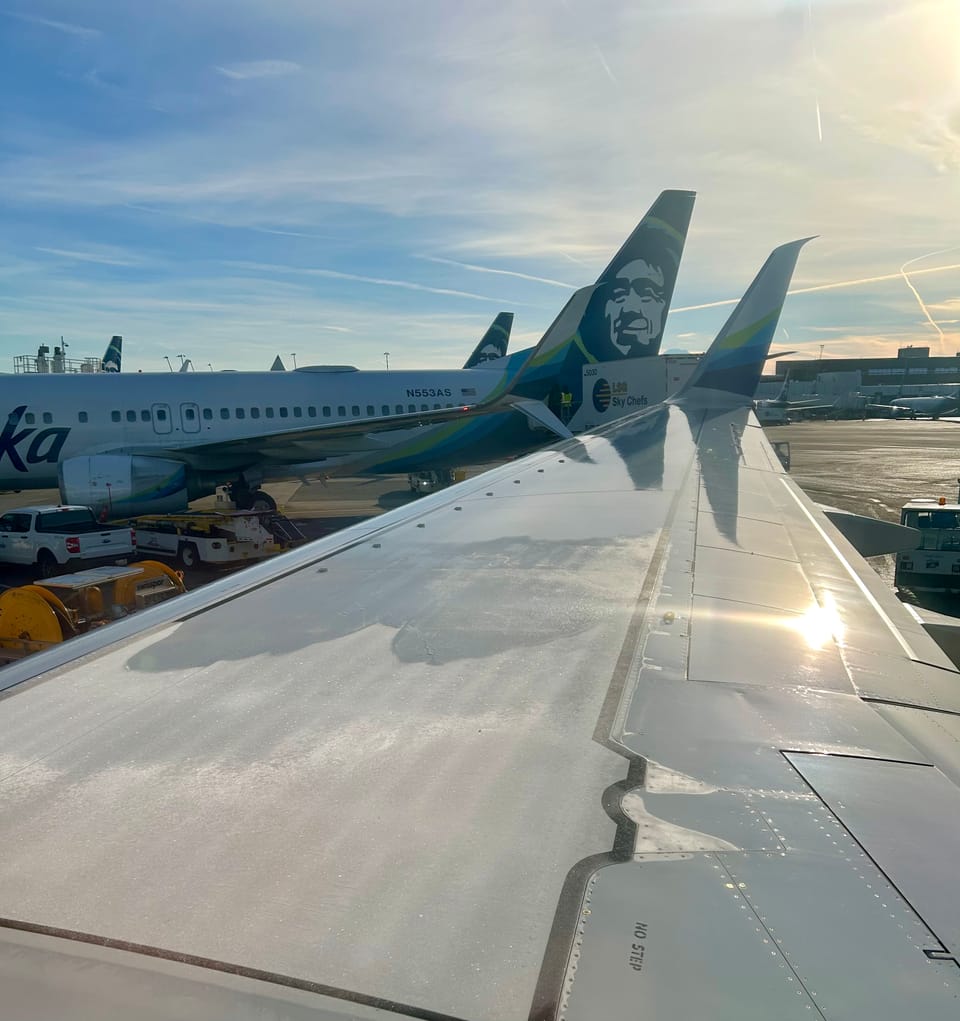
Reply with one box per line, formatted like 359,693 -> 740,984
5,11 -> 101,38
3,0 -> 960,367
35,246 -> 144,267
214,60 -> 302,80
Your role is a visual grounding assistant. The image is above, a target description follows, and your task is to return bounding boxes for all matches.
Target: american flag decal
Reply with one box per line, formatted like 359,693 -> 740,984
461,387 -> 477,397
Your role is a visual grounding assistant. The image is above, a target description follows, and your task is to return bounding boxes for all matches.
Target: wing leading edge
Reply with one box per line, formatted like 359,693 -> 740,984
1,239 -> 960,1020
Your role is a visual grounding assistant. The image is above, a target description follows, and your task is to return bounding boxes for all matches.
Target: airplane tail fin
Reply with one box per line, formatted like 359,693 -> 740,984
774,366 -> 792,403
576,189 -> 695,363
463,312 -> 514,368
677,238 -> 813,402
101,335 -> 122,373
505,191 -> 695,402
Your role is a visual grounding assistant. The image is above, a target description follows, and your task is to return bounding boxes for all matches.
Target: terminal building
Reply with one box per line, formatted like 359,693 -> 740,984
771,347 -> 960,389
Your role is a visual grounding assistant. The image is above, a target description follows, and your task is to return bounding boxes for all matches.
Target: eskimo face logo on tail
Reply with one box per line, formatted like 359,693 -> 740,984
605,259 -> 666,356
580,217 -> 684,363
592,378 -> 612,413
0,406 -> 70,472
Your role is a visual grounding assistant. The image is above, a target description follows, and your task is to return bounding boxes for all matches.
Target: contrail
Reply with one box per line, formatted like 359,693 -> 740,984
899,246 -> 960,346
900,266 -> 943,342
419,255 -> 576,289
673,261 -> 960,313
592,42 -> 617,83
808,1 -> 822,142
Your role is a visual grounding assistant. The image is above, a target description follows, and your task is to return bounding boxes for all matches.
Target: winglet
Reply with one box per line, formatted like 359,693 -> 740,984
464,312 -> 514,368
676,238 -> 813,402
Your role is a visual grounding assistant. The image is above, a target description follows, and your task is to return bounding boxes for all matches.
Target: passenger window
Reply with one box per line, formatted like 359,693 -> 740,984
220,408 -> 230,420
250,407 -> 260,419
279,407 -> 289,419
337,406 -> 346,417
42,412 -> 53,424
265,407 -> 274,418
421,404 -> 428,412
202,408 -> 212,421
381,404 -> 389,416
395,404 -> 403,414
111,410 -> 121,422
78,411 -> 88,423
433,403 -> 440,410
184,407 -> 196,421
236,408 -> 245,420
293,406 -> 302,418
322,406 -> 331,417
408,404 -> 415,413
141,410 -> 151,421
352,405 -> 360,416
126,410 -> 136,422
308,406 -> 317,417
156,408 -> 167,421
25,412 -> 35,424
366,405 -> 375,417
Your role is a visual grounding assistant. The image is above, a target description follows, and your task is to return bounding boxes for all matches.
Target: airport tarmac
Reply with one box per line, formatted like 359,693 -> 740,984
2,419 -> 958,601
769,418 -> 960,596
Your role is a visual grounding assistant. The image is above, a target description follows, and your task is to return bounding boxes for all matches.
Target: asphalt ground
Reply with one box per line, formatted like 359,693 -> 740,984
2,418 -> 959,617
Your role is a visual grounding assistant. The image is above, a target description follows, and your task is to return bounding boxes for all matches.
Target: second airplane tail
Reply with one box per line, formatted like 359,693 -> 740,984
464,313 -> 514,368
101,336 -> 122,373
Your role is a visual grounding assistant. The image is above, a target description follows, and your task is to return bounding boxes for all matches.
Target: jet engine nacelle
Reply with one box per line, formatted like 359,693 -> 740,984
59,454 -> 189,519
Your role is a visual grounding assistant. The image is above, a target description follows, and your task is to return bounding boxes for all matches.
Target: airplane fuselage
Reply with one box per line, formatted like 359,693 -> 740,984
0,367 -> 510,491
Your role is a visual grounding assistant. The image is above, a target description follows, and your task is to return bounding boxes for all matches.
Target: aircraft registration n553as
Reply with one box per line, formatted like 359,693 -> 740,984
0,190 -> 695,517
4,232 -> 960,1020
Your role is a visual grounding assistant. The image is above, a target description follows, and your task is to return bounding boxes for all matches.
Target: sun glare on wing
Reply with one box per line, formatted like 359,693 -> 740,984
796,594 -> 844,650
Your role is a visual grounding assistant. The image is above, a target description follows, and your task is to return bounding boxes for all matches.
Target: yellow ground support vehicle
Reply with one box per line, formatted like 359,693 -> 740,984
0,561 -> 186,663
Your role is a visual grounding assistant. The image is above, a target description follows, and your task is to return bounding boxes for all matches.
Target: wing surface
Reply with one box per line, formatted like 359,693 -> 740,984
1,241 -> 960,1020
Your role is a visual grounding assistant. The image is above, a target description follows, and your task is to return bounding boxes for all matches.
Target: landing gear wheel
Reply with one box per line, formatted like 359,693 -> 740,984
247,490 -> 277,513
177,542 -> 200,570
36,550 -> 58,579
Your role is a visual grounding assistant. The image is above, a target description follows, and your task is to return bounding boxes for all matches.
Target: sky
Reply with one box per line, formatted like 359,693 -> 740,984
1,0 -> 959,372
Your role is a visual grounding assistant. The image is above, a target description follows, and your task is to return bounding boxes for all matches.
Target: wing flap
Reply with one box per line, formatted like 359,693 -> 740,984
554,845 -> 960,1021
786,752 -> 960,958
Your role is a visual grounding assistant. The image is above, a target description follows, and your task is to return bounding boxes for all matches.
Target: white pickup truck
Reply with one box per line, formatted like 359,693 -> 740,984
0,505 -> 136,577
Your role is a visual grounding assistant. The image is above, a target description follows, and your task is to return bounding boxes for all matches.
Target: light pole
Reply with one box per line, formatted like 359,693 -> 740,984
208,363 -> 214,372
163,356 -> 173,372
291,352 -> 297,369
384,352 -> 390,370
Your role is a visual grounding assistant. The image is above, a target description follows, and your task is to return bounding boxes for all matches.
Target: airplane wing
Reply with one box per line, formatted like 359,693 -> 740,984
3,240 -> 960,1020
